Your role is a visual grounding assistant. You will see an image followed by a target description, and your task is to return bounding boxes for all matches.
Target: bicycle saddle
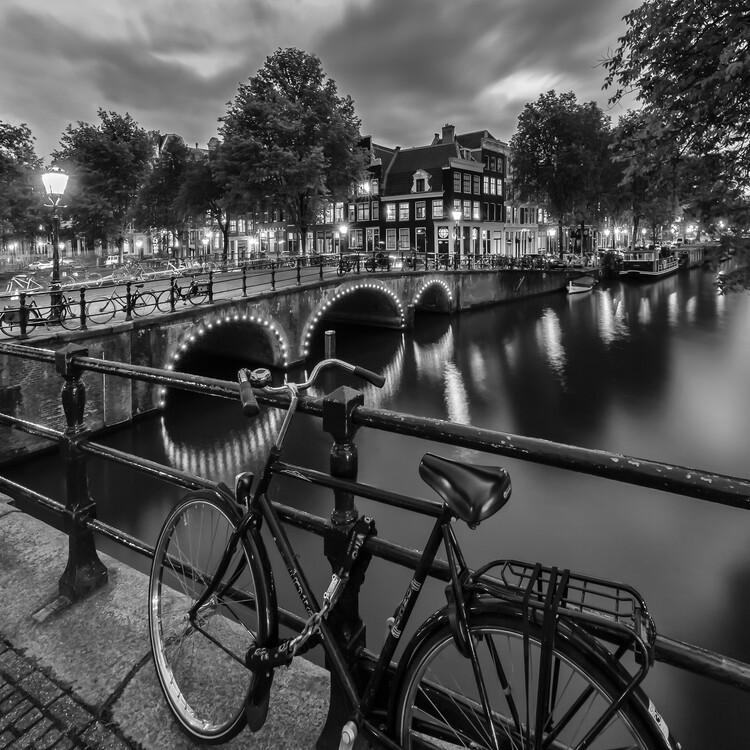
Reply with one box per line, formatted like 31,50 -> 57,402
419,452 -> 511,525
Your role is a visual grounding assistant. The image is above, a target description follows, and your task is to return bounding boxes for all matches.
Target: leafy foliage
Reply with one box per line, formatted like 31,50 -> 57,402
53,109 -> 153,251
510,91 -> 611,251
0,121 -> 44,243
220,48 -> 367,251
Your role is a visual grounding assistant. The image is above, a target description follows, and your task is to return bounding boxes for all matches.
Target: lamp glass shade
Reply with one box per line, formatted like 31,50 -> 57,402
451,210 -> 462,222
42,167 -> 69,198
339,224 -> 348,235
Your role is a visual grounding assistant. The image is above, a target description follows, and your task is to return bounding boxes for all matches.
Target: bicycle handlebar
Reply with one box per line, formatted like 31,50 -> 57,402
237,357 -> 385,417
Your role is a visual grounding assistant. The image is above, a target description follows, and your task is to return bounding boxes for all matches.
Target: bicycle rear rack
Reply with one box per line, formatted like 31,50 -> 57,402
471,558 -> 656,667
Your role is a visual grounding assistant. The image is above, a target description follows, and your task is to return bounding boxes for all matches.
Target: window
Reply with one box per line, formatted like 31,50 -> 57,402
335,202 -> 344,222
372,202 -> 380,220
463,199 -> 472,218
415,201 -> 426,220
399,228 -> 410,249
473,175 -> 481,195
473,201 -> 480,220
229,220 -> 237,233
386,228 -> 397,250
415,178 -> 425,192
463,174 -> 471,193
399,202 -> 410,221
453,172 -> 461,192
483,176 -> 489,194
453,199 -> 462,214
432,200 -> 444,219
350,229 -> 363,248
385,203 -> 396,221
357,203 -> 370,221
237,219 -> 246,234
366,227 -> 379,251
348,204 -> 355,222
489,179 -> 496,195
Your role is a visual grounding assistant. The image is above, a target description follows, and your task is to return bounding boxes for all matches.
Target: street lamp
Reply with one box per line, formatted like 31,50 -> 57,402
547,227 -> 556,255
604,228 -> 611,249
451,210 -> 462,258
339,223 -> 348,256
136,239 -> 144,259
41,165 -> 69,320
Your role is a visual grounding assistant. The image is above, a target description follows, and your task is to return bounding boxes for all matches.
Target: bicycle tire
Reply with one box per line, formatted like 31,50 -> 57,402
149,492 -> 273,744
155,289 -> 174,312
85,272 -> 103,288
86,297 -> 116,324
132,290 -> 158,317
0,311 -> 21,338
58,299 -> 81,330
394,607 -> 675,750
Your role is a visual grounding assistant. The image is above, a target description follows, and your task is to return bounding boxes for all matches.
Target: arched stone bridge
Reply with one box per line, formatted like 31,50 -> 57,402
1,268 -> 566,438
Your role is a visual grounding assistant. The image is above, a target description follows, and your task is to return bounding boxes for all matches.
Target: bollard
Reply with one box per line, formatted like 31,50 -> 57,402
55,343 -> 108,600
324,330 -> 336,360
317,385 -> 373,749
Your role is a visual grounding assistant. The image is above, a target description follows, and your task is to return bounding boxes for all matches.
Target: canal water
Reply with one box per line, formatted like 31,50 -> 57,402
9,266 -> 750,747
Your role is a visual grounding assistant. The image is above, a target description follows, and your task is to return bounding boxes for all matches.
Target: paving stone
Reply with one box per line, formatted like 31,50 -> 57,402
81,722 -> 134,750
19,670 -> 64,709
14,705 -> 43,733
0,649 -> 34,682
0,699 -> 33,733
46,695 -> 94,738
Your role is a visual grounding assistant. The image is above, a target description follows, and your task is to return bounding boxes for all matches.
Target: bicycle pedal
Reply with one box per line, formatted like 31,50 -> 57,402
337,721 -> 357,750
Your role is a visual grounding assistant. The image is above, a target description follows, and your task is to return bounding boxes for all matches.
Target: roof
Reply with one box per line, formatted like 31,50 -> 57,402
383,143 -> 458,195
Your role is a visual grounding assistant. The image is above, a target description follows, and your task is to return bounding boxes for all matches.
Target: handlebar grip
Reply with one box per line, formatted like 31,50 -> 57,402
352,365 -> 386,388
238,369 -> 261,417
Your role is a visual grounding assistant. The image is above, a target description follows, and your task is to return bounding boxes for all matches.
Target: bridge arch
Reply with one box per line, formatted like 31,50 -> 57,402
412,278 -> 454,313
300,280 -> 407,359
158,309 -> 290,406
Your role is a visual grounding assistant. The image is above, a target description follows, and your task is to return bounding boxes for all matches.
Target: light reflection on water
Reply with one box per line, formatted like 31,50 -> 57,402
7,267 -> 750,748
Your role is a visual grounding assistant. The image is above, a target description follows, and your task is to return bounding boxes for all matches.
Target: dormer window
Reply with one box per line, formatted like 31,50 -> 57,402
411,169 -> 431,193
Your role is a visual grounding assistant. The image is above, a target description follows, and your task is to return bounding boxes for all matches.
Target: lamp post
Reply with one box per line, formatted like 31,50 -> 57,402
451,210 -> 462,259
41,165 -> 69,320
339,223 -> 348,257
136,239 -> 144,259
604,228 -> 610,249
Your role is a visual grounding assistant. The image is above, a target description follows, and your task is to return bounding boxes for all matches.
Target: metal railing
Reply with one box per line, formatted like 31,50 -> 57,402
3,339 -> 741,745
0,253 -> 575,339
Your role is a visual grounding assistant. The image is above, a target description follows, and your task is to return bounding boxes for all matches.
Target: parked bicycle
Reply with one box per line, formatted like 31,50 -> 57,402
87,283 -> 158,323
155,276 -> 209,311
0,292 -> 79,336
148,358 -> 678,749
336,254 -> 358,276
3,274 -> 42,299
364,251 -> 390,272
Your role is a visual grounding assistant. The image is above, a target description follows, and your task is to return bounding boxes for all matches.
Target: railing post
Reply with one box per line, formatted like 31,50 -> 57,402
317,385 -> 371,750
18,292 -> 29,340
78,287 -> 88,330
241,265 -> 248,296
296,257 -> 302,285
319,254 -> 324,280
271,261 -> 276,290
207,270 -> 214,303
124,281 -> 134,321
55,343 -> 108,601
169,276 -> 177,311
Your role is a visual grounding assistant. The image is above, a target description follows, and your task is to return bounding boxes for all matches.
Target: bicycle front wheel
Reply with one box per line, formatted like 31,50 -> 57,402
132,290 -> 157,317
394,609 -> 674,750
149,492 -> 272,744
86,297 -> 115,323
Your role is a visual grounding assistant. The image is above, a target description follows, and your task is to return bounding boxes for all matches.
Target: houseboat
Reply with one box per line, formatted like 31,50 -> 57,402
679,244 -> 705,268
618,247 -> 680,279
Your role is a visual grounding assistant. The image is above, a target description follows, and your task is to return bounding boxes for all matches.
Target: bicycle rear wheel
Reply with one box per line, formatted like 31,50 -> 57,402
86,297 -> 116,323
149,492 -> 272,744
132,290 -> 157,316
394,608 -> 675,750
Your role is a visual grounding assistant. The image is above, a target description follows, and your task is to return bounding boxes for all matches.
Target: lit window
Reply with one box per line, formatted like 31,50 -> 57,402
385,203 -> 396,221
473,202 -> 480,220
453,172 -> 461,192
463,200 -> 471,218
372,202 -> 380,220
463,174 -> 471,193
399,203 -> 410,221
415,201 -> 426,220
399,228 -> 410,249
432,200 -> 443,219
386,228 -> 397,249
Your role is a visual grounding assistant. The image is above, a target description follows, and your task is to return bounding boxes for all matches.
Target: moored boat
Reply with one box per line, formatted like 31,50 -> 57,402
566,275 -> 597,294
619,248 -> 679,279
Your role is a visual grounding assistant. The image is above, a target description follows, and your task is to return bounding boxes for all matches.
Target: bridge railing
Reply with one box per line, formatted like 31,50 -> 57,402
1,339 -> 750,698
0,253 -> 573,339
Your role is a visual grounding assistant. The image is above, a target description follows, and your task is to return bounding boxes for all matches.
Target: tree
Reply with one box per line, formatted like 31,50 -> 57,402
175,146 -> 233,262
219,48 -> 367,254
134,135 -> 190,254
510,91 -> 611,256
0,121 -> 44,248
53,110 -> 153,258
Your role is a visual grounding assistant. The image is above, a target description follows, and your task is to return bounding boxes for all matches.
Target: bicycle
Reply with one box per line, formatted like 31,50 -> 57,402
148,358 -> 679,749
155,276 -> 209,311
3,274 -> 43,299
336,255 -> 356,276
0,292 -> 80,336
87,283 -> 158,323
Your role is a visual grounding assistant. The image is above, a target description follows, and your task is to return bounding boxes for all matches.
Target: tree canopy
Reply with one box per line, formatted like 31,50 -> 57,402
219,47 -> 367,251
510,91 -> 611,253
53,109 -> 153,252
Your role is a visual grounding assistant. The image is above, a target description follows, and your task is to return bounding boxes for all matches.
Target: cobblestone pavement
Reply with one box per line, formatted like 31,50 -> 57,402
0,639 -> 135,750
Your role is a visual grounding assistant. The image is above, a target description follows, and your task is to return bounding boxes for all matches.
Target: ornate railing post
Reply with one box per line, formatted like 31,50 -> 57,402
124,281 -> 134,321
78,287 -> 88,329
207,270 -> 214,303
317,385 -> 372,749
55,343 -> 108,601
18,293 -> 29,340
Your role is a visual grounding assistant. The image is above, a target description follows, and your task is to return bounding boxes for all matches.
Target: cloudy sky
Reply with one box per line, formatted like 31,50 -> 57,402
0,0 -> 639,162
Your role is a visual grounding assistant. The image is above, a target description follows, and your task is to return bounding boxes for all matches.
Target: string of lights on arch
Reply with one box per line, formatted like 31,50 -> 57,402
159,312 -> 289,407
302,282 -> 406,357
413,278 -> 453,307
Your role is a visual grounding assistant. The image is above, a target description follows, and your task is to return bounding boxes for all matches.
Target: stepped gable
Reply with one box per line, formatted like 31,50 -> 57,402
382,142 -> 458,195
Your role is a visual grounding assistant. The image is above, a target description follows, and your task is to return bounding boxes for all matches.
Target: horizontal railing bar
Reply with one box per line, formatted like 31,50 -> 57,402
273,462 -> 443,517
353,406 -> 750,510
0,411 -> 62,443
0,476 -> 66,519
81,441 -> 219,492
87,517 -> 154,560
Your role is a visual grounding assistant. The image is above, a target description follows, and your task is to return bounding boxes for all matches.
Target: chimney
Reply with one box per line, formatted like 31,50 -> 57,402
442,123 -> 455,143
